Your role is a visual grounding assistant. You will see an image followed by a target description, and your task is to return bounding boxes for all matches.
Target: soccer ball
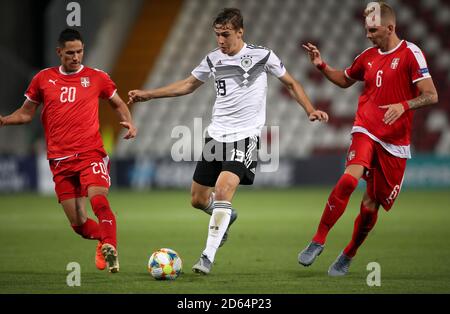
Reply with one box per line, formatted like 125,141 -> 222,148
147,248 -> 183,280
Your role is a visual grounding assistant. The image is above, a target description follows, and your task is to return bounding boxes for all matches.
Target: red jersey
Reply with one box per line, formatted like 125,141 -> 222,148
345,40 -> 431,147
25,65 -> 117,159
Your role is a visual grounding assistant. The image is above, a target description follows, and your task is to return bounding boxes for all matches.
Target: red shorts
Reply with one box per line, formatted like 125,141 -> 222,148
49,149 -> 111,202
346,132 -> 407,211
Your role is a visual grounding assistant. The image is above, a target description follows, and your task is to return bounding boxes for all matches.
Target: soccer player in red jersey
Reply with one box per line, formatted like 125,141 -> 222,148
298,2 -> 438,276
0,29 -> 137,273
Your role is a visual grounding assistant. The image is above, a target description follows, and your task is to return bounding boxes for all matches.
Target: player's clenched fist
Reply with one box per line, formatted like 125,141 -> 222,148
127,90 -> 150,105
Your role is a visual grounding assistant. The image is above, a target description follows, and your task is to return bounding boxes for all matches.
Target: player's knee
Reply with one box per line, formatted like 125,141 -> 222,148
87,186 -> 109,199
362,195 -> 380,212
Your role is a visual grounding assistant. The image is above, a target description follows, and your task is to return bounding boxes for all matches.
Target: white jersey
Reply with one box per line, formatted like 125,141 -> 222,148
192,43 -> 286,142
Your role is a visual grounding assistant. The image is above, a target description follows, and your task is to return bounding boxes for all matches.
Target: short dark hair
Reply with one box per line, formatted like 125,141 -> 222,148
58,28 -> 83,47
213,8 -> 243,30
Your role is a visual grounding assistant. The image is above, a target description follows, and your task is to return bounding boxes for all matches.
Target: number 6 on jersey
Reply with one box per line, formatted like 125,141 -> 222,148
376,70 -> 383,87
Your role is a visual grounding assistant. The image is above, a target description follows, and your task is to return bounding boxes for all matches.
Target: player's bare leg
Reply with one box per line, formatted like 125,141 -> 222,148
191,181 -> 214,214
61,197 -> 88,226
193,171 -> 239,274
329,192 -> 380,276
88,186 -> 119,273
62,197 -> 106,270
299,165 -> 364,267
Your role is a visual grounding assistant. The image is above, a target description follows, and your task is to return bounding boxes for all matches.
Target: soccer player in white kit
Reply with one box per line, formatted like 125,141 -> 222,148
128,8 -> 329,274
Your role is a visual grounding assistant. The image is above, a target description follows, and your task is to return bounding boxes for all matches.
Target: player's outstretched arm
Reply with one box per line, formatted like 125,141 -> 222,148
109,93 -> 137,139
127,75 -> 204,105
278,71 -> 329,122
380,78 -> 438,125
302,42 -> 355,88
0,100 -> 39,127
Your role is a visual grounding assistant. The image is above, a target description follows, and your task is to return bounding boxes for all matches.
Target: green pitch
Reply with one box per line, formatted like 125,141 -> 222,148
0,188 -> 449,294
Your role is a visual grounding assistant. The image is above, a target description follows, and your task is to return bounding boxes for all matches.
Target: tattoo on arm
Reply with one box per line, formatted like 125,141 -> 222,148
407,92 -> 436,110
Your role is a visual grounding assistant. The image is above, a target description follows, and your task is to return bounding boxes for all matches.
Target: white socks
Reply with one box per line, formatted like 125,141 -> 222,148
202,192 -> 215,215
202,200 -> 232,262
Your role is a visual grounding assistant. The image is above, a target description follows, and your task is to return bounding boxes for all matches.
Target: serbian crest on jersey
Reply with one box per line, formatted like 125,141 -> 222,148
390,58 -> 400,69
81,77 -> 90,87
348,150 -> 356,161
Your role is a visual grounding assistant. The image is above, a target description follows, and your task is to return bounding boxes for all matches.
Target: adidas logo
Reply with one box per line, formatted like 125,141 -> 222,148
216,60 -> 222,65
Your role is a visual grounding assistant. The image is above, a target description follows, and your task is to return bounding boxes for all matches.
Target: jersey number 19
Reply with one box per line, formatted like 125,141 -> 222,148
215,80 -> 226,96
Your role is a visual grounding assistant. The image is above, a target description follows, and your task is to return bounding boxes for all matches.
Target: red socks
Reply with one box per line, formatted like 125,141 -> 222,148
310,172 -> 379,257
343,202 -> 378,258
71,218 -> 101,240
312,173 -> 359,244
90,195 -> 117,249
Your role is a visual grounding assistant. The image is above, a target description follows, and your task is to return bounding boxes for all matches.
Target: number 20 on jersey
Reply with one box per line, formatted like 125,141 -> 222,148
60,87 -> 76,103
